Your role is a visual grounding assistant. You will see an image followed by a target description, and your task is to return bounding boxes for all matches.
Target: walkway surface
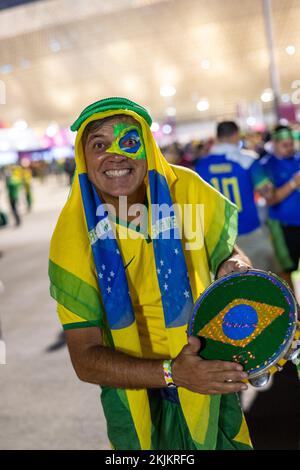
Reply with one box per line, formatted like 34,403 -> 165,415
0,176 -> 110,449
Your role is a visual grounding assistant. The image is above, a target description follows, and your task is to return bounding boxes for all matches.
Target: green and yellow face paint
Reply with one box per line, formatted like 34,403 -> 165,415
106,123 -> 146,160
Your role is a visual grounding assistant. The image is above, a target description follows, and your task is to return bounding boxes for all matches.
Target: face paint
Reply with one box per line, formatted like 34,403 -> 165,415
106,123 -> 146,160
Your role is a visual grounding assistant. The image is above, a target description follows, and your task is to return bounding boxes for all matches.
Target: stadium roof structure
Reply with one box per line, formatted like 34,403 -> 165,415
0,0 -> 299,126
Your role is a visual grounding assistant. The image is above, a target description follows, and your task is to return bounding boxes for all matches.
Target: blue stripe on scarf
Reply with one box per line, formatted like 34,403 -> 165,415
79,173 -> 134,330
148,170 -> 193,327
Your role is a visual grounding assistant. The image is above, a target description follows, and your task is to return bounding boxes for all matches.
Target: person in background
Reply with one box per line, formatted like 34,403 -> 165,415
5,166 -> 23,227
195,121 -> 278,272
256,125 -> 300,285
178,141 -> 197,169
0,169 -> 8,229
20,160 -> 33,212
292,127 -> 300,153
243,131 -> 266,158
162,142 -> 182,165
64,157 -> 76,185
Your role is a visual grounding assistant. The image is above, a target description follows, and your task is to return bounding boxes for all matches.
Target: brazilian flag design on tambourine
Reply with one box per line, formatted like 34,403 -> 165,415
188,270 -> 297,375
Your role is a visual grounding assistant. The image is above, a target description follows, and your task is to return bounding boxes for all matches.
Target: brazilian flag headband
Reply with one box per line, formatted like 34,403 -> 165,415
272,128 -> 293,141
70,97 -> 152,132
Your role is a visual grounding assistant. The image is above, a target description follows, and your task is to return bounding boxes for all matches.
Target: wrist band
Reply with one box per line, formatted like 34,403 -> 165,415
163,359 -> 177,388
289,179 -> 297,190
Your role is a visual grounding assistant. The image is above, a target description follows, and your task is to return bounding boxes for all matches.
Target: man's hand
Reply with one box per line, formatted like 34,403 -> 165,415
258,182 -> 274,200
216,245 -> 252,279
172,337 -> 248,394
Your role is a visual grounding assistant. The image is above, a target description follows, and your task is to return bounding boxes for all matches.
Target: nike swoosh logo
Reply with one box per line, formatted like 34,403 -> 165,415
124,256 -> 135,270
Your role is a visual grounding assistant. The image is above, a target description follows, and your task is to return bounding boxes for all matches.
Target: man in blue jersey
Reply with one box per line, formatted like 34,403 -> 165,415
257,125 -> 300,280
195,121 -> 278,272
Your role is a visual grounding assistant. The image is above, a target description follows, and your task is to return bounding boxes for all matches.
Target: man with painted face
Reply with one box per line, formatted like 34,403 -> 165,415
257,125 -> 300,282
49,98 -> 252,450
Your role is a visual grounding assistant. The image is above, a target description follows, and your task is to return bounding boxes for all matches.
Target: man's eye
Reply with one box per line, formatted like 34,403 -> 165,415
123,139 -> 137,147
93,142 -> 105,150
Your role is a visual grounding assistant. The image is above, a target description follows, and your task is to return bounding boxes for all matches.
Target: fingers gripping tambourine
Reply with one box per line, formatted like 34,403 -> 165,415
188,270 -> 300,388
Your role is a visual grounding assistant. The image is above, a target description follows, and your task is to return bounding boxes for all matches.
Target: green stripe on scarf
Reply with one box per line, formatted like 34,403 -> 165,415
63,321 -> 101,330
49,260 -> 104,326
101,387 -> 141,450
209,201 -> 238,275
199,395 -> 220,449
148,391 -> 197,450
217,394 -> 252,450
147,392 -> 226,450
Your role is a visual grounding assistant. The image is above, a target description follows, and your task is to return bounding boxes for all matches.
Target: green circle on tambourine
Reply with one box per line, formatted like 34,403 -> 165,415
189,271 -> 296,375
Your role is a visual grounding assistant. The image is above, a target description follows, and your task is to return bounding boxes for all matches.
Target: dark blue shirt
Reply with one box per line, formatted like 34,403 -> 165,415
259,153 -> 300,226
195,144 -> 262,235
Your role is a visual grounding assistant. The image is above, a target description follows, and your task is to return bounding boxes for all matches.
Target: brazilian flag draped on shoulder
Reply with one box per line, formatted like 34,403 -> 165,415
49,97 -> 252,450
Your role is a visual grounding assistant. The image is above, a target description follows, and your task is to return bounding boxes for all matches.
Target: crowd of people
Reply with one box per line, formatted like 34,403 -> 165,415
0,156 -> 77,229
161,124 -> 300,169
162,122 -> 300,288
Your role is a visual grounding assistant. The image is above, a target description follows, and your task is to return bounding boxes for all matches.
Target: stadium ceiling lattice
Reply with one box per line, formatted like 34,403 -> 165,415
0,0 -> 299,127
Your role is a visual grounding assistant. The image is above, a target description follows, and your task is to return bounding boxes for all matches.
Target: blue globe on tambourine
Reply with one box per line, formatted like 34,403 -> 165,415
188,270 -> 300,387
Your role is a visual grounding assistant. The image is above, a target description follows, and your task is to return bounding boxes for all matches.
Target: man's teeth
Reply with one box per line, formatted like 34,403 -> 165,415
105,169 -> 131,177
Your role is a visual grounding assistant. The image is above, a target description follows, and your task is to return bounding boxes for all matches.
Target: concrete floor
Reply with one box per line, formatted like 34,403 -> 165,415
0,176 -> 110,449
0,175 -> 299,450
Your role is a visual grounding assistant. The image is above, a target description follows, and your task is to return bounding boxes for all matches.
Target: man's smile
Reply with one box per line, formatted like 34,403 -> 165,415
103,168 -> 133,178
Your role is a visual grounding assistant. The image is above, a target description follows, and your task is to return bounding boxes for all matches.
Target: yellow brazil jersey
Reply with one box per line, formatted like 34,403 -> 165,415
58,210 -> 169,359
113,217 -> 169,359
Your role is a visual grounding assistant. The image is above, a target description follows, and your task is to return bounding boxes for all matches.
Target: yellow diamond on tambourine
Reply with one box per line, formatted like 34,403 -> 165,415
197,299 -> 285,348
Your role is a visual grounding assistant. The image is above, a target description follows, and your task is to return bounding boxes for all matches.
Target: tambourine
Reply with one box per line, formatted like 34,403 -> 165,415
188,270 -> 300,387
